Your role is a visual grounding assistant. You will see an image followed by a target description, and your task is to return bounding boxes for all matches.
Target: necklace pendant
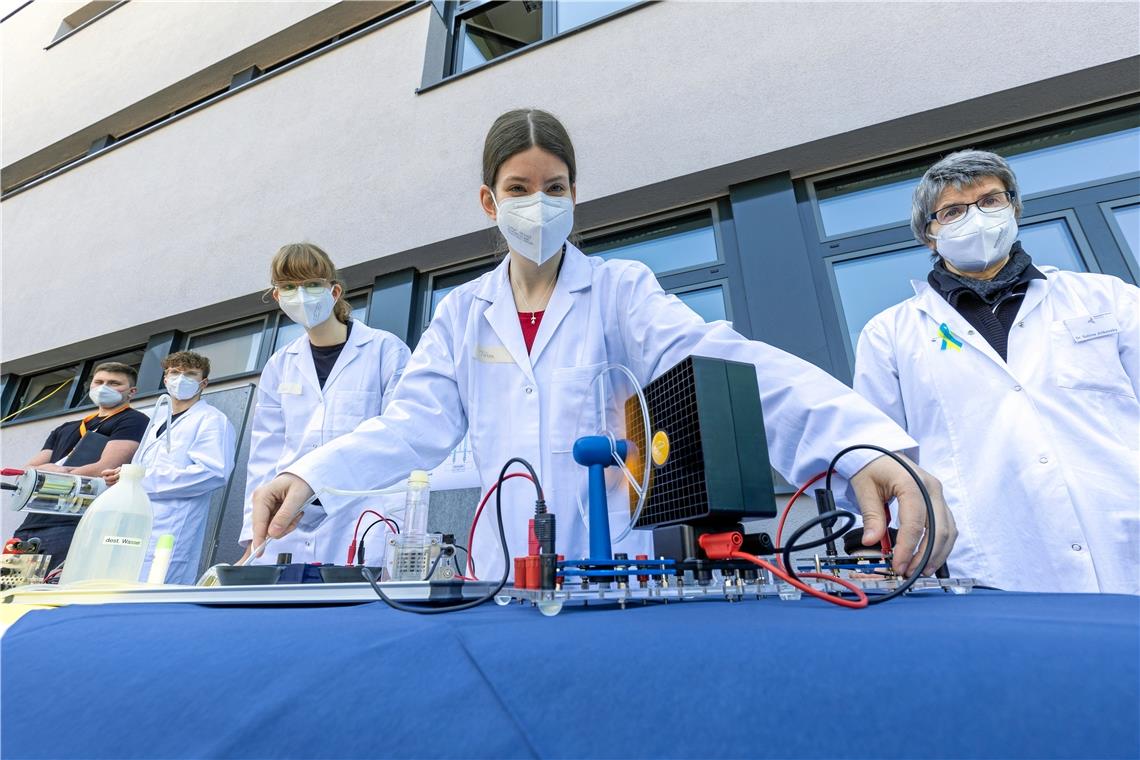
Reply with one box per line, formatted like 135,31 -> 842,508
530,313 -> 536,325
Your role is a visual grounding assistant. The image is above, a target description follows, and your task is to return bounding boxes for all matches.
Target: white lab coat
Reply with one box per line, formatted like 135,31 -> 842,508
286,245 -> 916,580
136,399 -> 236,585
241,320 -> 411,565
854,266 -> 1140,593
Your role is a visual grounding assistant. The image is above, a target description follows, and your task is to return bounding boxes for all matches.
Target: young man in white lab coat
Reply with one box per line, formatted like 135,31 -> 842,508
104,352 -> 236,584
854,150 -> 1139,594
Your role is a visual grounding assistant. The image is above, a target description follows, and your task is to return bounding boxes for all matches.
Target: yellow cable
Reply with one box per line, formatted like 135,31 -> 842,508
0,379 -> 73,424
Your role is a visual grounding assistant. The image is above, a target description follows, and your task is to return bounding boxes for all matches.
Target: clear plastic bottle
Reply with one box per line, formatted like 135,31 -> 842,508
387,471 -> 432,581
402,470 -> 431,540
60,464 -> 153,584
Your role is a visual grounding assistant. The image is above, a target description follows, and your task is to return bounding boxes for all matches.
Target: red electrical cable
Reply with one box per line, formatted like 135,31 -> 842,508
465,472 -> 535,580
731,551 -> 869,609
348,509 -> 398,565
699,531 -> 867,609
775,470 -> 829,569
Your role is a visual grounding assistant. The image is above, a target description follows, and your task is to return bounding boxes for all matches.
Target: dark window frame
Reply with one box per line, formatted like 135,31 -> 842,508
419,0 -> 651,92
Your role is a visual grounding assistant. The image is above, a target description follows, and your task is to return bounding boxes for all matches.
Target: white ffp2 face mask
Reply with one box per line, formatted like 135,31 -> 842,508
89,385 -> 125,408
933,206 -> 1019,272
493,192 -> 574,265
278,288 -> 335,328
164,374 -> 203,401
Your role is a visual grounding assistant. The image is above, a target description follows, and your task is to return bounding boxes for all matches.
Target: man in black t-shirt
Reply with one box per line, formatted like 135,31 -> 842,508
12,362 -> 150,569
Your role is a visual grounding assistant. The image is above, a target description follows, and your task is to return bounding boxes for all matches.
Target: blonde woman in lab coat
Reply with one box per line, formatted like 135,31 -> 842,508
251,110 -> 957,580
237,243 -> 411,566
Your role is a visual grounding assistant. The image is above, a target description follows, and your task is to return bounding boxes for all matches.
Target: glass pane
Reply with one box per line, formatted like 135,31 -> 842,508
74,347 -> 146,399
10,366 -> 81,421
833,219 -> 1089,352
1017,219 -> 1086,273
584,213 -> 719,275
676,286 -> 728,323
1111,203 -> 1140,275
428,264 -> 497,326
833,245 -> 932,351
188,321 -> 264,378
273,296 -> 366,351
458,1 -> 543,73
816,112 -> 1140,237
555,0 -> 637,32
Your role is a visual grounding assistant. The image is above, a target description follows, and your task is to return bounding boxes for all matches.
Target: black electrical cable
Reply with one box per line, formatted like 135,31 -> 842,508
781,445 -> 936,605
452,544 -> 474,578
362,457 -> 540,615
357,517 -> 399,565
422,547 -> 446,581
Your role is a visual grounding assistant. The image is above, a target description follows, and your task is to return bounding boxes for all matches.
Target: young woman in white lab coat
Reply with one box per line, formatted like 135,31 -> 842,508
103,352 -> 236,585
238,243 -> 411,565
250,110 -> 956,580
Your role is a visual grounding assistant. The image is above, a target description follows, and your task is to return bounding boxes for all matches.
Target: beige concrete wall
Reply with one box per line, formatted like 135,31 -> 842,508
1,0 -> 339,167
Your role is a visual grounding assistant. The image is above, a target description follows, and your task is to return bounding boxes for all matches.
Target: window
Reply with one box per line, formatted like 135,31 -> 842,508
675,285 -> 728,323
48,1 -> 127,47
582,206 -> 736,326
813,110 -> 1140,239
588,212 -> 719,275
1104,199 -> 1140,280
423,261 -> 498,331
6,366 -> 82,422
273,294 -> 370,352
451,0 -> 640,74
73,347 -> 146,403
186,319 -> 266,379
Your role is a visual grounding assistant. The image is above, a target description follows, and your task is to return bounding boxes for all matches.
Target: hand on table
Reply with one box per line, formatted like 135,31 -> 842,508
101,467 -> 121,487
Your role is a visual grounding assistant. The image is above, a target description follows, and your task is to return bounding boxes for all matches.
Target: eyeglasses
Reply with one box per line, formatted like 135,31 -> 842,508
274,279 -> 331,296
164,370 -> 203,380
927,190 -> 1016,226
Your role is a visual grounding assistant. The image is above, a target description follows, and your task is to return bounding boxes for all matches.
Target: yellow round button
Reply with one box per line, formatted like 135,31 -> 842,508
651,430 -> 670,467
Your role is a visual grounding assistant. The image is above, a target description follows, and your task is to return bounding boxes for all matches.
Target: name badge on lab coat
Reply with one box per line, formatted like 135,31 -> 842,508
277,382 -> 303,395
1063,313 -> 1120,343
474,345 -> 513,363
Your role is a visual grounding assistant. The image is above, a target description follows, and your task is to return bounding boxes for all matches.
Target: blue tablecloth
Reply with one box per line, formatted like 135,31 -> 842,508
3,590 -> 1138,759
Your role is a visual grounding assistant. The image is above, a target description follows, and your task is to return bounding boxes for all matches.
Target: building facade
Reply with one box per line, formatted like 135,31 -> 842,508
2,0 -> 1138,542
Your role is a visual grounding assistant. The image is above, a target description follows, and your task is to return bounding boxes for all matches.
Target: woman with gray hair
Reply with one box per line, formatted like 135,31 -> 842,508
853,148 -> 1139,594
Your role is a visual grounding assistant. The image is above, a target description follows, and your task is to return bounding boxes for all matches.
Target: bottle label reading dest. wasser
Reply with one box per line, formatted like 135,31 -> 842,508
101,535 -> 144,548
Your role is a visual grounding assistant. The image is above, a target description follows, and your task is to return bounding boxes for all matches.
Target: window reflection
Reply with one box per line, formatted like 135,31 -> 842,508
585,213 -> 718,275
1110,203 -> 1139,276
816,114 -> 1140,238
188,321 -> 264,378
676,286 -> 728,323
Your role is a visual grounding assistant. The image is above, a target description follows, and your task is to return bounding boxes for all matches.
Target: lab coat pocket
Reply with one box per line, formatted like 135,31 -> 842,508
1050,322 -> 1134,398
325,389 -> 381,438
550,363 -> 607,453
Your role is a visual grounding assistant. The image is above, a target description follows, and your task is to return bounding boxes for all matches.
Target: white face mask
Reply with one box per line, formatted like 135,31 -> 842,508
933,206 -> 1018,272
493,191 -> 574,266
278,288 -> 335,328
89,385 -> 125,408
164,374 -> 203,401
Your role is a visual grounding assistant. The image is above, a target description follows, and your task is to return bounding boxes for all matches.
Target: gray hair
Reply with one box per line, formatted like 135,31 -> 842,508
910,149 -> 1022,245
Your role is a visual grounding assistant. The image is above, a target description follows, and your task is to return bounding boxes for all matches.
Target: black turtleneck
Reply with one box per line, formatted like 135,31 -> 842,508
927,243 -> 1045,362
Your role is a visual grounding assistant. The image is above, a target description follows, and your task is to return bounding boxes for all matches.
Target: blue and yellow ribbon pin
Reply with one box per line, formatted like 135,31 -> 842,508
938,323 -> 963,352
